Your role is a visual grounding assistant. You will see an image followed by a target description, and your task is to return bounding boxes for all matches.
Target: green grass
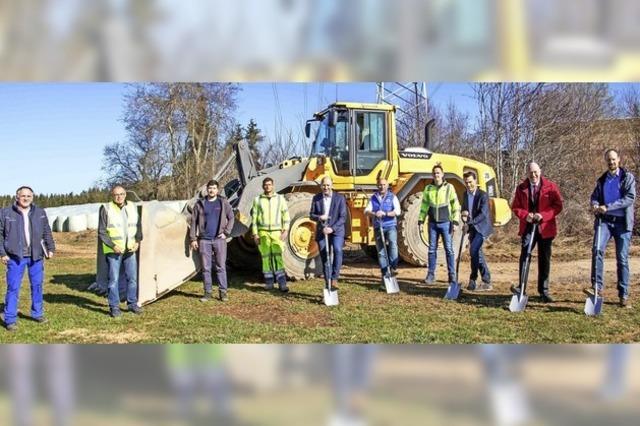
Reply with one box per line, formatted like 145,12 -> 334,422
1,249 -> 639,343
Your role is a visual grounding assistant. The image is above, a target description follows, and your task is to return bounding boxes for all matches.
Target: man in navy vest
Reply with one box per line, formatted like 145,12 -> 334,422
585,149 -> 636,308
461,171 -> 493,291
365,177 -> 401,280
310,176 -> 347,289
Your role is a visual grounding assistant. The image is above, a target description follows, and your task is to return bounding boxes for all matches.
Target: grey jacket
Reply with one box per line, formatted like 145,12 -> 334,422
190,196 -> 235,241
590,168 -> 637,232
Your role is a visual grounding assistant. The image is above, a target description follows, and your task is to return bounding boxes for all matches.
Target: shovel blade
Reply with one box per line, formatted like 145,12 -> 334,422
383,276 -> 400,294
323,288 -> 339,306
584,295 -> 604,316
444,282 -> 461,300
509,294 -> 528,312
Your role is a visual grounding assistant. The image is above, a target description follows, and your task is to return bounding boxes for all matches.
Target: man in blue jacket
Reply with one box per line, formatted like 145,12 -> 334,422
365,177 -> 401,279
461,171 -> 493,291
310,176 -> 347,289
0,186 -> 55,331
585,149 -> 636,308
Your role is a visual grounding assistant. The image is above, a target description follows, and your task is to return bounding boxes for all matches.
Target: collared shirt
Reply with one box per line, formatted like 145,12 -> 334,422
322,192 -> 333,216
466,190 -> 476,220
21,207 -> 31,254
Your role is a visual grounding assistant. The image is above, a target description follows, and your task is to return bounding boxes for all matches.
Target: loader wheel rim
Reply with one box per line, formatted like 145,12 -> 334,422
289,217 -> 319,259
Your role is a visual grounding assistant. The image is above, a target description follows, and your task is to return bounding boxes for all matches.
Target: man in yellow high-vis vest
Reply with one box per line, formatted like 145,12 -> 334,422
251,177 -> 290,292
98,185 -> 143,318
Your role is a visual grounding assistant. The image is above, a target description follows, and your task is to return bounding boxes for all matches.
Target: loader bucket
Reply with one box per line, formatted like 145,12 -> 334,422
96,201 -> 199,306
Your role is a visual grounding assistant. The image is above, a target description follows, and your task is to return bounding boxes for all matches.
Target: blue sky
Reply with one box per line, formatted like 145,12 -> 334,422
0,82 -> 632,195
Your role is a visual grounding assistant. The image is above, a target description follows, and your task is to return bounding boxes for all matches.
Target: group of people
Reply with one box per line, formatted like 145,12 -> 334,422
0,149 -> 635,331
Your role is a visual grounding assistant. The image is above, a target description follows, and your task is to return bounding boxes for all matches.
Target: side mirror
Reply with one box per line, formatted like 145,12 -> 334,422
328,110 -> 338,127
305,121 -> 311,138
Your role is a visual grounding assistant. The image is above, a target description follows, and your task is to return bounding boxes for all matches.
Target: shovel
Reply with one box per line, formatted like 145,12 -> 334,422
509,223 -> 538,312
585,216 -> 604,316
322,221 -> 339,306
444,222 -> 465,300
378,222 -> 399,294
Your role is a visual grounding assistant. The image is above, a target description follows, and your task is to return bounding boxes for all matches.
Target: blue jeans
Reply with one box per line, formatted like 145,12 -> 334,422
318,234 -> 345,280
4,256 -> 44,325
428,221 -> 456,282
591,220 -> 631,299
106,252 -> 138,310
469,229 -> 491,283
374,226 -> 398,274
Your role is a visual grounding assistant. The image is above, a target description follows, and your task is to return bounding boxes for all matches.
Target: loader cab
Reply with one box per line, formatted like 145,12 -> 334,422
306,103 -> 398,189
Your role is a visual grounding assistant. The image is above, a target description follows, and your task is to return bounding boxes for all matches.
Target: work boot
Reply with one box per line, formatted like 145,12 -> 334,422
467,280 -> 477,291
110,308 -> 122,318
32,316 -> 48,324
200,293 -> 212,302
510,285 -> 524,295
5,323 -> 17,332
277,274 -> 289,293
128,304 -> 143,315
331,279 -> 339,291
477,282 -> 493,291
619,297 -> 631,308
391,268 -> 399,277
219,291 -> 229,302
540,294 -> 554,303
583,287 -> 596,297
424,274 -> 435,285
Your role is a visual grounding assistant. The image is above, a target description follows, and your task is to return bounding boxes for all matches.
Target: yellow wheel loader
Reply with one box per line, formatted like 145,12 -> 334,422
96,102 -> 511,304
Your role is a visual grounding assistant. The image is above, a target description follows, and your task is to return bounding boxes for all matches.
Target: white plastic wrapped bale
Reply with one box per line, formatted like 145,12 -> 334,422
86,212 -> 99,230
67,214 -> 88,232
54,216 -> 68,232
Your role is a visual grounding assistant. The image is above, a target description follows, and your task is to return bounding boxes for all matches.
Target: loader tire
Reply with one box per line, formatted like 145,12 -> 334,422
227,235 -> 261,272
282,192 -> 324,280
360,244 -> 379,262
398,192 -> 464,267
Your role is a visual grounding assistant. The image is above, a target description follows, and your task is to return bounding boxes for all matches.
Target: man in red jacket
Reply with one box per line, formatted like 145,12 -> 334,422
510,162 -> 564,303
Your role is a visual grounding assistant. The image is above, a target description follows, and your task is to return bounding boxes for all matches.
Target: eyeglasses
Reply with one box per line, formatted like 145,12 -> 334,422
113,193 -> 126,197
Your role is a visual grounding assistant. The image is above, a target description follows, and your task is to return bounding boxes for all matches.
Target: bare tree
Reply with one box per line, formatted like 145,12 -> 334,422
102,83 -> 239,200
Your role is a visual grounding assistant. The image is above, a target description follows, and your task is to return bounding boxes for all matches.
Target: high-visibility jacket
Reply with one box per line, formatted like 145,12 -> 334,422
251,194 -> 290,235
102,201 -> 139,254
418,182 -> 460,224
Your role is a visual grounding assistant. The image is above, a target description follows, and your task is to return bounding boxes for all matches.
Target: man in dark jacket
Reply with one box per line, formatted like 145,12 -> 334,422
585,149 -> 636,308
510,162 -> 563,303
190,180 -> 235,302
310,176 -> 347,289
0,186 -> 55,331
461,171 -> 493,291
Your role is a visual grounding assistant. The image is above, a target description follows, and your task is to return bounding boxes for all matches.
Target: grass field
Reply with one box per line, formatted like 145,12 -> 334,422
0,231 -> 639,343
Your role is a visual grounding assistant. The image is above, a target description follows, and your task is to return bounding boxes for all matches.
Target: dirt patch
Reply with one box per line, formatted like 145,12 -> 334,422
57,327 -> 147,343
214,296 -> 334,328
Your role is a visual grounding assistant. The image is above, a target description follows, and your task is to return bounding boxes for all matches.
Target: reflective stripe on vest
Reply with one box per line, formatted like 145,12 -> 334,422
103,202 -> 139,254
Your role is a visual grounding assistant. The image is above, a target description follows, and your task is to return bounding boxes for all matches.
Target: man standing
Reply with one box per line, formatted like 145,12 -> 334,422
364,177 -> 401,280
510,162 -> 563,303
0,186 -> 55,331
310,176 -> 347,289
418,164 -> 460,286
585,149 -> 636,308
190,180 -> 235,302
98,185 -> 143,318
251,177 -> 290,292
461,171 -> 493,291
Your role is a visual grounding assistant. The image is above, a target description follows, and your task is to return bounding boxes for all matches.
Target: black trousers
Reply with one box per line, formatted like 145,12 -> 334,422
518,228 -> 553,296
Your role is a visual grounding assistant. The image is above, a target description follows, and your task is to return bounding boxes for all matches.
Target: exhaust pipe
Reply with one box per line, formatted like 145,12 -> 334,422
424,119 -> 436,150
